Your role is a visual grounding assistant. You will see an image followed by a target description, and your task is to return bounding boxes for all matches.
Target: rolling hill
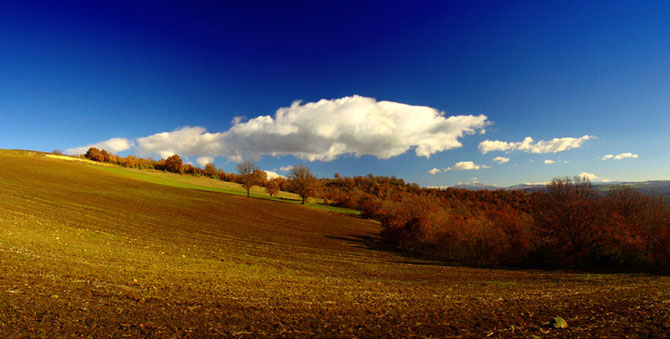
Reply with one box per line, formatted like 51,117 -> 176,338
0,149 -> 668,337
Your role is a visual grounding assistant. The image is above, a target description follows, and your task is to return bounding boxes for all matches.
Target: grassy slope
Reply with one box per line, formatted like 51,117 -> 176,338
0,150 -> 668,338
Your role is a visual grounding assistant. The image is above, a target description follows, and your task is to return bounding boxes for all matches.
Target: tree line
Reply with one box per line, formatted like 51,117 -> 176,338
82,148 -> 317,203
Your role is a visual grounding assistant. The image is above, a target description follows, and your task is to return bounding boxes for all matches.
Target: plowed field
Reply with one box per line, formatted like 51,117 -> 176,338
1,150 -> 668,338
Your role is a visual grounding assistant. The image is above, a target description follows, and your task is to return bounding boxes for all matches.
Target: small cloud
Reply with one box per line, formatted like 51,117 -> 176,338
428,168 -> 440,175
446,161 -> 489,172
602,152 -> 638,160
66,138 -> 134,155
601,178 -> 612,183
279,165 -> 294,172
196,156 -> 214,167
578,172 -> 598,181
544,159 -> 555,164
492,156 -> 509,164
479,135 -> 593,154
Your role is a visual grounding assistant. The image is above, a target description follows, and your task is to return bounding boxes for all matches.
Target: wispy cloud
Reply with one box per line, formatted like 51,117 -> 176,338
428,161 -> 489,174
69,95 -> 491,162
544,159 -> 555,164
492,156 -> 509,164
279,165 -> 294,172
478,135 -> 593,154
601,152 -> 638,160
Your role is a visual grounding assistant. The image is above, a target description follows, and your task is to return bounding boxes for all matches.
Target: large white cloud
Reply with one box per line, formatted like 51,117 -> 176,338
128,95 -> 489,161
65,138 -> 133,155
601,152 -> 638,160
478,135 -> 593,154
428,161 -> 489,174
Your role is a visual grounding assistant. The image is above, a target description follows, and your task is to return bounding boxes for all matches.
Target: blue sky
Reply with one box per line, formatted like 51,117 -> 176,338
1,1 -> 668,187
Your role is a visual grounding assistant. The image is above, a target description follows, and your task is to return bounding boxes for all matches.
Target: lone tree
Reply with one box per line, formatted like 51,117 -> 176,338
236,161 -> 261,197
265,177 -> 282,199
288,165 -> 317,205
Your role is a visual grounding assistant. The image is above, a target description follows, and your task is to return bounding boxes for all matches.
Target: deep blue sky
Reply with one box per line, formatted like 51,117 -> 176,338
1,1 -> 668,186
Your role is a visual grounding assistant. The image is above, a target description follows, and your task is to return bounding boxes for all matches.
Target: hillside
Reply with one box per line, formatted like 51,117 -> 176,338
0,150 -> 668,337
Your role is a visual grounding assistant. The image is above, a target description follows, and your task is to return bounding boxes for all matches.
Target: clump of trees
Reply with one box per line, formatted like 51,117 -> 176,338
349,176 -> 670,271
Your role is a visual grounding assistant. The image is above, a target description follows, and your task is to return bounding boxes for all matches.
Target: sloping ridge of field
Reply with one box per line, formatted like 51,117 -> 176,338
0,150 -> 668,338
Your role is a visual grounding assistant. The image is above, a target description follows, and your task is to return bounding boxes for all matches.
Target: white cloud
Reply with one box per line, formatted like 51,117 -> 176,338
523,181 -> 551,185
196,156 -> 214,167
601,178 -> 612,183
544,159 -> 555,164
65,138 -> 133,155
134,126 -> 221,159
578,172 -> 598,181
430,161 -> 490,174
478,135 -> 593,154
121,95 -> 489,161
601,152 -> 638,160
264,170 -> 285,179
279,165 -> 294,172
492,156 -> 509,164
448,161 -> 489,172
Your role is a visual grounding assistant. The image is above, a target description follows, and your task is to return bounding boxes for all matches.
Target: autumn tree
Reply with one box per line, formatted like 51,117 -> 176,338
288,165 -> 317,205
85,147 -> 104,162
100,149 -> 111,162
236,161 -> 261,197
164,154 -> 184,174
265,177 -> 282,199
202,163 -> 218,178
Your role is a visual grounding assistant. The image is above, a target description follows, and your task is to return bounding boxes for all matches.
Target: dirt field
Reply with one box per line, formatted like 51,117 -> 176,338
0,150 -> 668,338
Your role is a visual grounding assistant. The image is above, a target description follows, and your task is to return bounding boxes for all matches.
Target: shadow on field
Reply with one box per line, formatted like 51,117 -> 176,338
325,233 -> 449,267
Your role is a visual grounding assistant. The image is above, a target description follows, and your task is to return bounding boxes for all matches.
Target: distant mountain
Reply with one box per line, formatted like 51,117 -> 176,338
504,180 -> 670,197
451,183 -> 503,191
446,180 -> 670,197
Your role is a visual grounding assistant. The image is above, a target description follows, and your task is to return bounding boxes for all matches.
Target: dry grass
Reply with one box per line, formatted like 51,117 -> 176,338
0,149 -> 668,338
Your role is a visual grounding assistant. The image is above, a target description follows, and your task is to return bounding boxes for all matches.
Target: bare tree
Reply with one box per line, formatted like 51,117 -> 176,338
288,165 -> 317,205
236,161 -> 260,197
533,176 -> 605,267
